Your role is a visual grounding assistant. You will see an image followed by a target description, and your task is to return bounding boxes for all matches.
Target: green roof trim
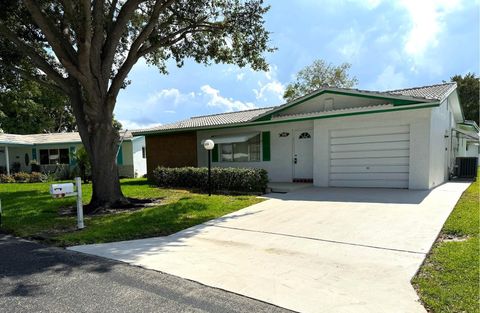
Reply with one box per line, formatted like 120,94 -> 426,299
252,89 -> 432,122
142,103 -> 440,136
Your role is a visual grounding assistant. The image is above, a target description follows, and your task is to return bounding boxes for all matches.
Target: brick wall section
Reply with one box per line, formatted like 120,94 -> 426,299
145,131 -> 198,177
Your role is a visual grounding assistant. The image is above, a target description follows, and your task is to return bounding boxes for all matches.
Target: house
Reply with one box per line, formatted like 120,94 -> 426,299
133,82 -> 479,189
0,131 -> 147,178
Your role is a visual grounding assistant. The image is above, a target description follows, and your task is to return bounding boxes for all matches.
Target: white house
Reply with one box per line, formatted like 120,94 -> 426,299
134,83 -> 479,189
0,131 -> 147,178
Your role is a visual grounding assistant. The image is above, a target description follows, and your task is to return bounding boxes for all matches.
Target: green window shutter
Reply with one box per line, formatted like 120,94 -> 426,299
262,131 -> 271,161
31,148 -> 37,162
69,147 -> 76,166
212,144 -> 219,162
116,145 -> 123,165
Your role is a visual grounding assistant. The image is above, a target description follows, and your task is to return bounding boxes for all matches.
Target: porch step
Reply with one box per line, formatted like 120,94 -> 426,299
267,182 -> 313,193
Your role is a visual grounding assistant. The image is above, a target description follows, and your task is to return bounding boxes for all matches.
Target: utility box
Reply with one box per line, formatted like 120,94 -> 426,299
50,183 -> 75,197
455,157 -> 478,179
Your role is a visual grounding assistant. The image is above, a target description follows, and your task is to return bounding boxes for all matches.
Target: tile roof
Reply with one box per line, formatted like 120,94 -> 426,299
0,130 -> 135,145
133,82 -> 457,135
134,107 -> 275,134
386,82 -> 456,100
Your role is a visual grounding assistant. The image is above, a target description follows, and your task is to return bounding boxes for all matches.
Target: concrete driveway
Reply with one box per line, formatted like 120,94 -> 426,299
70,182 -> 470,313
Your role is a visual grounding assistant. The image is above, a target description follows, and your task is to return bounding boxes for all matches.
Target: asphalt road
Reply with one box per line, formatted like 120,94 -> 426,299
0,234 -> 292,313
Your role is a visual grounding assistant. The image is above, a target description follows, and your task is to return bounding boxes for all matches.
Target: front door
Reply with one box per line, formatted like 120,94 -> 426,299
293,129 -> 313,180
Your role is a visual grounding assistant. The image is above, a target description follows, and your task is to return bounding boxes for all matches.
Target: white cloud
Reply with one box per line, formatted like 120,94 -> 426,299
200,85 -> 256,111
146,88 -> 195,106
236,73 -> 245,81
399,0 -> 460,61
118,120 -> 162,131
373,65 -> 407,90
335,27 -> 366,61
253,81 -> 285,102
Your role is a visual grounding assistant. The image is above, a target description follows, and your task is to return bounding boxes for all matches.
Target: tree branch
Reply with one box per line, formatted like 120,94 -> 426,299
0,23 -> 70,93
10,66 -> 65,94
23,0 -> 79,76
91,0 -> 106,93
106,0 -> 175,110
102,0 -> 144,79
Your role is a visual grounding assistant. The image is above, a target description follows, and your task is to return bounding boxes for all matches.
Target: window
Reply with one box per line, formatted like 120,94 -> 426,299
142,146 -> 146,158
299,132 -> 311,139
39,148 -> 69,165
220,134 -> 260,162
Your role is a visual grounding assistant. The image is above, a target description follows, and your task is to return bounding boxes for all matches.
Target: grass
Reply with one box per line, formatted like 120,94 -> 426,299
413,174 -> 479,313
0,178 -> 263,246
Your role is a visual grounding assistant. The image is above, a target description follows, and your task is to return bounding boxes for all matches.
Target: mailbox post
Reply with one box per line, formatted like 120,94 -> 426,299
50,177 -> 84,229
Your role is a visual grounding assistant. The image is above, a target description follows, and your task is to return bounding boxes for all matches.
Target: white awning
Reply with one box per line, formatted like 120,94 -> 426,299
202,133 -> 259,145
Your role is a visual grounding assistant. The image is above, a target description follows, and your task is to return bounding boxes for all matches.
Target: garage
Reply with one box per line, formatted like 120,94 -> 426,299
329,125 -> 410,188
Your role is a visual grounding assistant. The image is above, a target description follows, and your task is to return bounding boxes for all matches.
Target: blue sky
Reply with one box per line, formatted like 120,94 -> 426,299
115,0 -> 480,130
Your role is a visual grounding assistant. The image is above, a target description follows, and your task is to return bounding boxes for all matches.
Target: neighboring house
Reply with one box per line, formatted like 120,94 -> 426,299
0,131 -> 147,178
134,82 -> 478,190
454,120 -> 480,158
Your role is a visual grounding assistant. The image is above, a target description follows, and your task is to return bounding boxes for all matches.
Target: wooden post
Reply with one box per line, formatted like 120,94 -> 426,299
75,177 -> 85,229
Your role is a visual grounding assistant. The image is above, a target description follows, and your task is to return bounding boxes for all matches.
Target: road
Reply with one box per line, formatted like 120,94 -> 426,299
0,234 -> 291,313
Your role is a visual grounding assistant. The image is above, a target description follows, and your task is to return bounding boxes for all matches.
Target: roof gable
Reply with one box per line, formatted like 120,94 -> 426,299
133,82 -> 457,135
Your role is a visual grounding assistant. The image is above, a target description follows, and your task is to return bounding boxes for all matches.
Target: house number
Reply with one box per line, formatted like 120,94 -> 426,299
279,132 -> 290,137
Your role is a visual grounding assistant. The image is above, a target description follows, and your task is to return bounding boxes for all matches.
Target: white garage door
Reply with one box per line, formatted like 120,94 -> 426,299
329,125 -> 410,188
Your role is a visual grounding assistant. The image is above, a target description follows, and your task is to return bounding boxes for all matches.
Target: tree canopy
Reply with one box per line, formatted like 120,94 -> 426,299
284,60 -> 358,101
0,0 -> 273,209
0,79 -> 76,134
451,73 -> 479,125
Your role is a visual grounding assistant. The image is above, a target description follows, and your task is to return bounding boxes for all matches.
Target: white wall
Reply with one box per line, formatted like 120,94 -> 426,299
197,120 -> 314,182
132,137 -> 147,177
313,108 -> 432,189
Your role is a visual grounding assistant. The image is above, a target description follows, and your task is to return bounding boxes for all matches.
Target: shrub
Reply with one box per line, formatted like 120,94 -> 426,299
30,160 -> 41,173
152,167 -> 269,193
29,172 -> 47,183
13,172 -> 31,183
11,162 -> 21,174
0,172 -> 47,183
0,174 -> 15,183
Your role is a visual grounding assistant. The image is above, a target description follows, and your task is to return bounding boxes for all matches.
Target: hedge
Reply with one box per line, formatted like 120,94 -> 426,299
152,167 -> 268,193
0,172 -> 47,183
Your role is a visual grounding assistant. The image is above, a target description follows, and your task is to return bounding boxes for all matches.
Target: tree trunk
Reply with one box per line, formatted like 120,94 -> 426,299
85,122 -> 127,212
70,89 -> 128,213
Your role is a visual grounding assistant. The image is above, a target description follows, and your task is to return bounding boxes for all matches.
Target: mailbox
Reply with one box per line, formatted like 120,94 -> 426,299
50,183 -> 75,197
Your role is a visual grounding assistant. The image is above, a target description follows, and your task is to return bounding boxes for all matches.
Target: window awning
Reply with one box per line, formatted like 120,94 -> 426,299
203,133 -> 259,144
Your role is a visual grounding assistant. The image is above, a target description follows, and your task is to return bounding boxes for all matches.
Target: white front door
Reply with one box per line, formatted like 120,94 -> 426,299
293,129 -> 313,180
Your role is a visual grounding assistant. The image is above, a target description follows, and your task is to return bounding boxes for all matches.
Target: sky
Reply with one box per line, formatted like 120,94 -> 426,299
114,0 -> 480,130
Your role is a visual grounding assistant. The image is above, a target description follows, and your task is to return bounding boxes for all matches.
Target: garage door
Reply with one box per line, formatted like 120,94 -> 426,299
329,125 -> 410,188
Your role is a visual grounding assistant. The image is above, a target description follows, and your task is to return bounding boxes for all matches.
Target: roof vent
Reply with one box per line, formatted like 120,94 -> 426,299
324,98 -> 334,111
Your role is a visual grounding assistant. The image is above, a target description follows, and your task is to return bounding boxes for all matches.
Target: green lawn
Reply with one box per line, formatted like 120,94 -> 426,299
413,176 -> 479,313
0,179 -> 263,246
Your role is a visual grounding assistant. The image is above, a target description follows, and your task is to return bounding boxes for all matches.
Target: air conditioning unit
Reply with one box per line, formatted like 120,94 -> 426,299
455,157 -> 478,179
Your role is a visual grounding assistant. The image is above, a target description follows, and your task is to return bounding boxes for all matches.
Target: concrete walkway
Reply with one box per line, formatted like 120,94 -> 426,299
70,182 -> 470,313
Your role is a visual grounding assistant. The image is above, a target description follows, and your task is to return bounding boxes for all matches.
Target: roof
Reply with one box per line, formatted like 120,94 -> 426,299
0,130 -> 136,146
386,82 -> 456,101
133,82 -> 457,135
134,107 -> 274,134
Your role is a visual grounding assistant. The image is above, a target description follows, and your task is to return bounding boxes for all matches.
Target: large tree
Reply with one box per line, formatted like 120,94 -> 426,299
451,73 -> 479,125
284,60 -> 358,101
0,0 -> 273,211
0,79 -> 76,134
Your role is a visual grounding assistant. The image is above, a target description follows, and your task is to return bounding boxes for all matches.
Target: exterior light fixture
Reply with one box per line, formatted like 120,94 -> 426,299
203,139 -> 215,196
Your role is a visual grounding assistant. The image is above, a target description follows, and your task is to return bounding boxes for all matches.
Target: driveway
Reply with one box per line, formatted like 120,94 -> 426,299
0,234 -> 290,313
70,182 -> 470,313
